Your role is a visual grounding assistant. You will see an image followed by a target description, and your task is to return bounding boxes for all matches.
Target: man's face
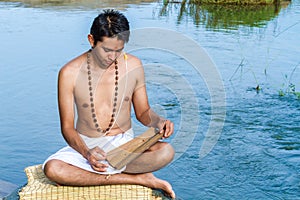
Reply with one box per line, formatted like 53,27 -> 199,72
92,36 -> 125,69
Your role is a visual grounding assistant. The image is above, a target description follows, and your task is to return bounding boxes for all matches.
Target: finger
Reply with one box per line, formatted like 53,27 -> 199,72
159,126 -> 165,134
94,146 -> 107,157
89,157 -> 101,166
93,152 -> 107,161
90,147 -> 107,161
91,164 -> 108,172
159,120 -> 167,134
164,121 -> 174,138
163,121 -> 170,137
92,161 -> 108,169
89,152 -> 107,164
169,122 -> 174,136
95,162 -> 109,169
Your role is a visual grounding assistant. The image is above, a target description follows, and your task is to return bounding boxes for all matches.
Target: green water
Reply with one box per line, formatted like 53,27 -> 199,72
0,0 -> 299,199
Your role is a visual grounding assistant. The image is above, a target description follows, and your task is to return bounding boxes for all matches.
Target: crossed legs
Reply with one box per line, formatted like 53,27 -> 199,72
44,142 -> 175,198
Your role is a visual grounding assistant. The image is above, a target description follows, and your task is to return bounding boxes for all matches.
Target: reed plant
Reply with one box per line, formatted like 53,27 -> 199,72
279,63 -> 300,99
164,0 -> 288,5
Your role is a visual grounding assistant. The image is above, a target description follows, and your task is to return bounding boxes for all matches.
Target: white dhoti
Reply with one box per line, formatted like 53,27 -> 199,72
43,129 -> 134,175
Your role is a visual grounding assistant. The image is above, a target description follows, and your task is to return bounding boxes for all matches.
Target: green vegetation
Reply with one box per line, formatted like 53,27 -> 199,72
279,63 -> 300,99
160,0 -> 289,29
164,0 -> 289,5
279,83 -> 300,99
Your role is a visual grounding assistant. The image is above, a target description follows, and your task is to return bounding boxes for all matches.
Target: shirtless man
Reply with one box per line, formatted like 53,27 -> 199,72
43,9 -> 176,198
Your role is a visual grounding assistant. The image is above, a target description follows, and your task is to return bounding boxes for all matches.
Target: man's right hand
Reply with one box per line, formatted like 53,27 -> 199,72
86,146 -> 108,172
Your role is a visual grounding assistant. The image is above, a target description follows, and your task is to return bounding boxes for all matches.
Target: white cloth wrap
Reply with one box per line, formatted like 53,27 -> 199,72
43,129 -> 134,175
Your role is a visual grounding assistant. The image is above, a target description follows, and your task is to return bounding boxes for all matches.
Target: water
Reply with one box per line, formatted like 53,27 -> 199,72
0,0 -> 300,199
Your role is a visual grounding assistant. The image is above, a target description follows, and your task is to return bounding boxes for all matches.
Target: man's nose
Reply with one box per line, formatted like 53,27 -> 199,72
108,51 -> 118,60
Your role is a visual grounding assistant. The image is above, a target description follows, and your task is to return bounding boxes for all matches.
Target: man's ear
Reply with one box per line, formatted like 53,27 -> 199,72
87,34 -> 94,48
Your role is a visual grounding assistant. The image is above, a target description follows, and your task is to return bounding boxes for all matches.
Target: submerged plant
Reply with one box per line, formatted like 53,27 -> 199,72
289,83 -> 300,99
279,63 -> 300,99
279,83 -> 300,99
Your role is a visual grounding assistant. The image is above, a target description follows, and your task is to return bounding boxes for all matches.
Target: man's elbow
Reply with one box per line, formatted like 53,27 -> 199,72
135,109 -> 151,126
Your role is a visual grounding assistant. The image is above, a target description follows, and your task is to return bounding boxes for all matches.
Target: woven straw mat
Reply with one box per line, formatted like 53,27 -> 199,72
19,164 -> 167,200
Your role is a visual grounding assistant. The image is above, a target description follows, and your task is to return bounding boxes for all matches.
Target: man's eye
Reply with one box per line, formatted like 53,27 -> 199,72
103,48 -> 123,53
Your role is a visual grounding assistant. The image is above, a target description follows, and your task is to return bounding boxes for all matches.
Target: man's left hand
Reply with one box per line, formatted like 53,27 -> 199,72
160,120 -> 174,138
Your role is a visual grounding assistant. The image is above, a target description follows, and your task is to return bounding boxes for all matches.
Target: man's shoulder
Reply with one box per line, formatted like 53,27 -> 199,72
59,53 -> 86,76
126,53 -> 143,69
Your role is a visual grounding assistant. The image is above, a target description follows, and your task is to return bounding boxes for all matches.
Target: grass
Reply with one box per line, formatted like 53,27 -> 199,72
279,63 -> 300,99
164,0 -> 286,5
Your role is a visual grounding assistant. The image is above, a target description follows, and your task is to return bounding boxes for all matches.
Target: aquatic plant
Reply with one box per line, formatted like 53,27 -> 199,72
279,63 -> 300,99
279,83 -> 300,99
163,0 -> 289,6
229,58 -> 262,93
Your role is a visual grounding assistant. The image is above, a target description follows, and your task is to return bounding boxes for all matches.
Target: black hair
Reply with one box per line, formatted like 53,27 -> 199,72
90,9 -> 130,45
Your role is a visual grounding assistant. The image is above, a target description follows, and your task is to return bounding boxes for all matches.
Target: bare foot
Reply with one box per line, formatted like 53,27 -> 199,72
137,173 -> 176,199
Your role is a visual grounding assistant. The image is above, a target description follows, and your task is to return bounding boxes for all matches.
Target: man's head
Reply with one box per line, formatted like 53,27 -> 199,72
90,9 -> 130,46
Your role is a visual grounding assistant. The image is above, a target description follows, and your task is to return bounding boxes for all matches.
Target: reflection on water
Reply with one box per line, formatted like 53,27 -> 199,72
159,0 -> 290,30
0,0 -> 156,9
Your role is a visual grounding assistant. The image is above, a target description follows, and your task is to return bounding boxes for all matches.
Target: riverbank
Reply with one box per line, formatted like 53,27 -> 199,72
165,0 -> 291,5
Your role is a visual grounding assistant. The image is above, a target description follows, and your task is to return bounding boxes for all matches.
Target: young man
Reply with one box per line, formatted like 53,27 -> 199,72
43,9 -> 175,198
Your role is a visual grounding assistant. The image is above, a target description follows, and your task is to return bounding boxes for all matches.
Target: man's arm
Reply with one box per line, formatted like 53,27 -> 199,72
57,65 -> 88,157
57,60 -> 107,172
131,61 -> 174,138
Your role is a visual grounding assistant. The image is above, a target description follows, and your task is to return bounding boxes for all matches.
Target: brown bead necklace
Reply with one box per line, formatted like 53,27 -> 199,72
87,49 -> 119,135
